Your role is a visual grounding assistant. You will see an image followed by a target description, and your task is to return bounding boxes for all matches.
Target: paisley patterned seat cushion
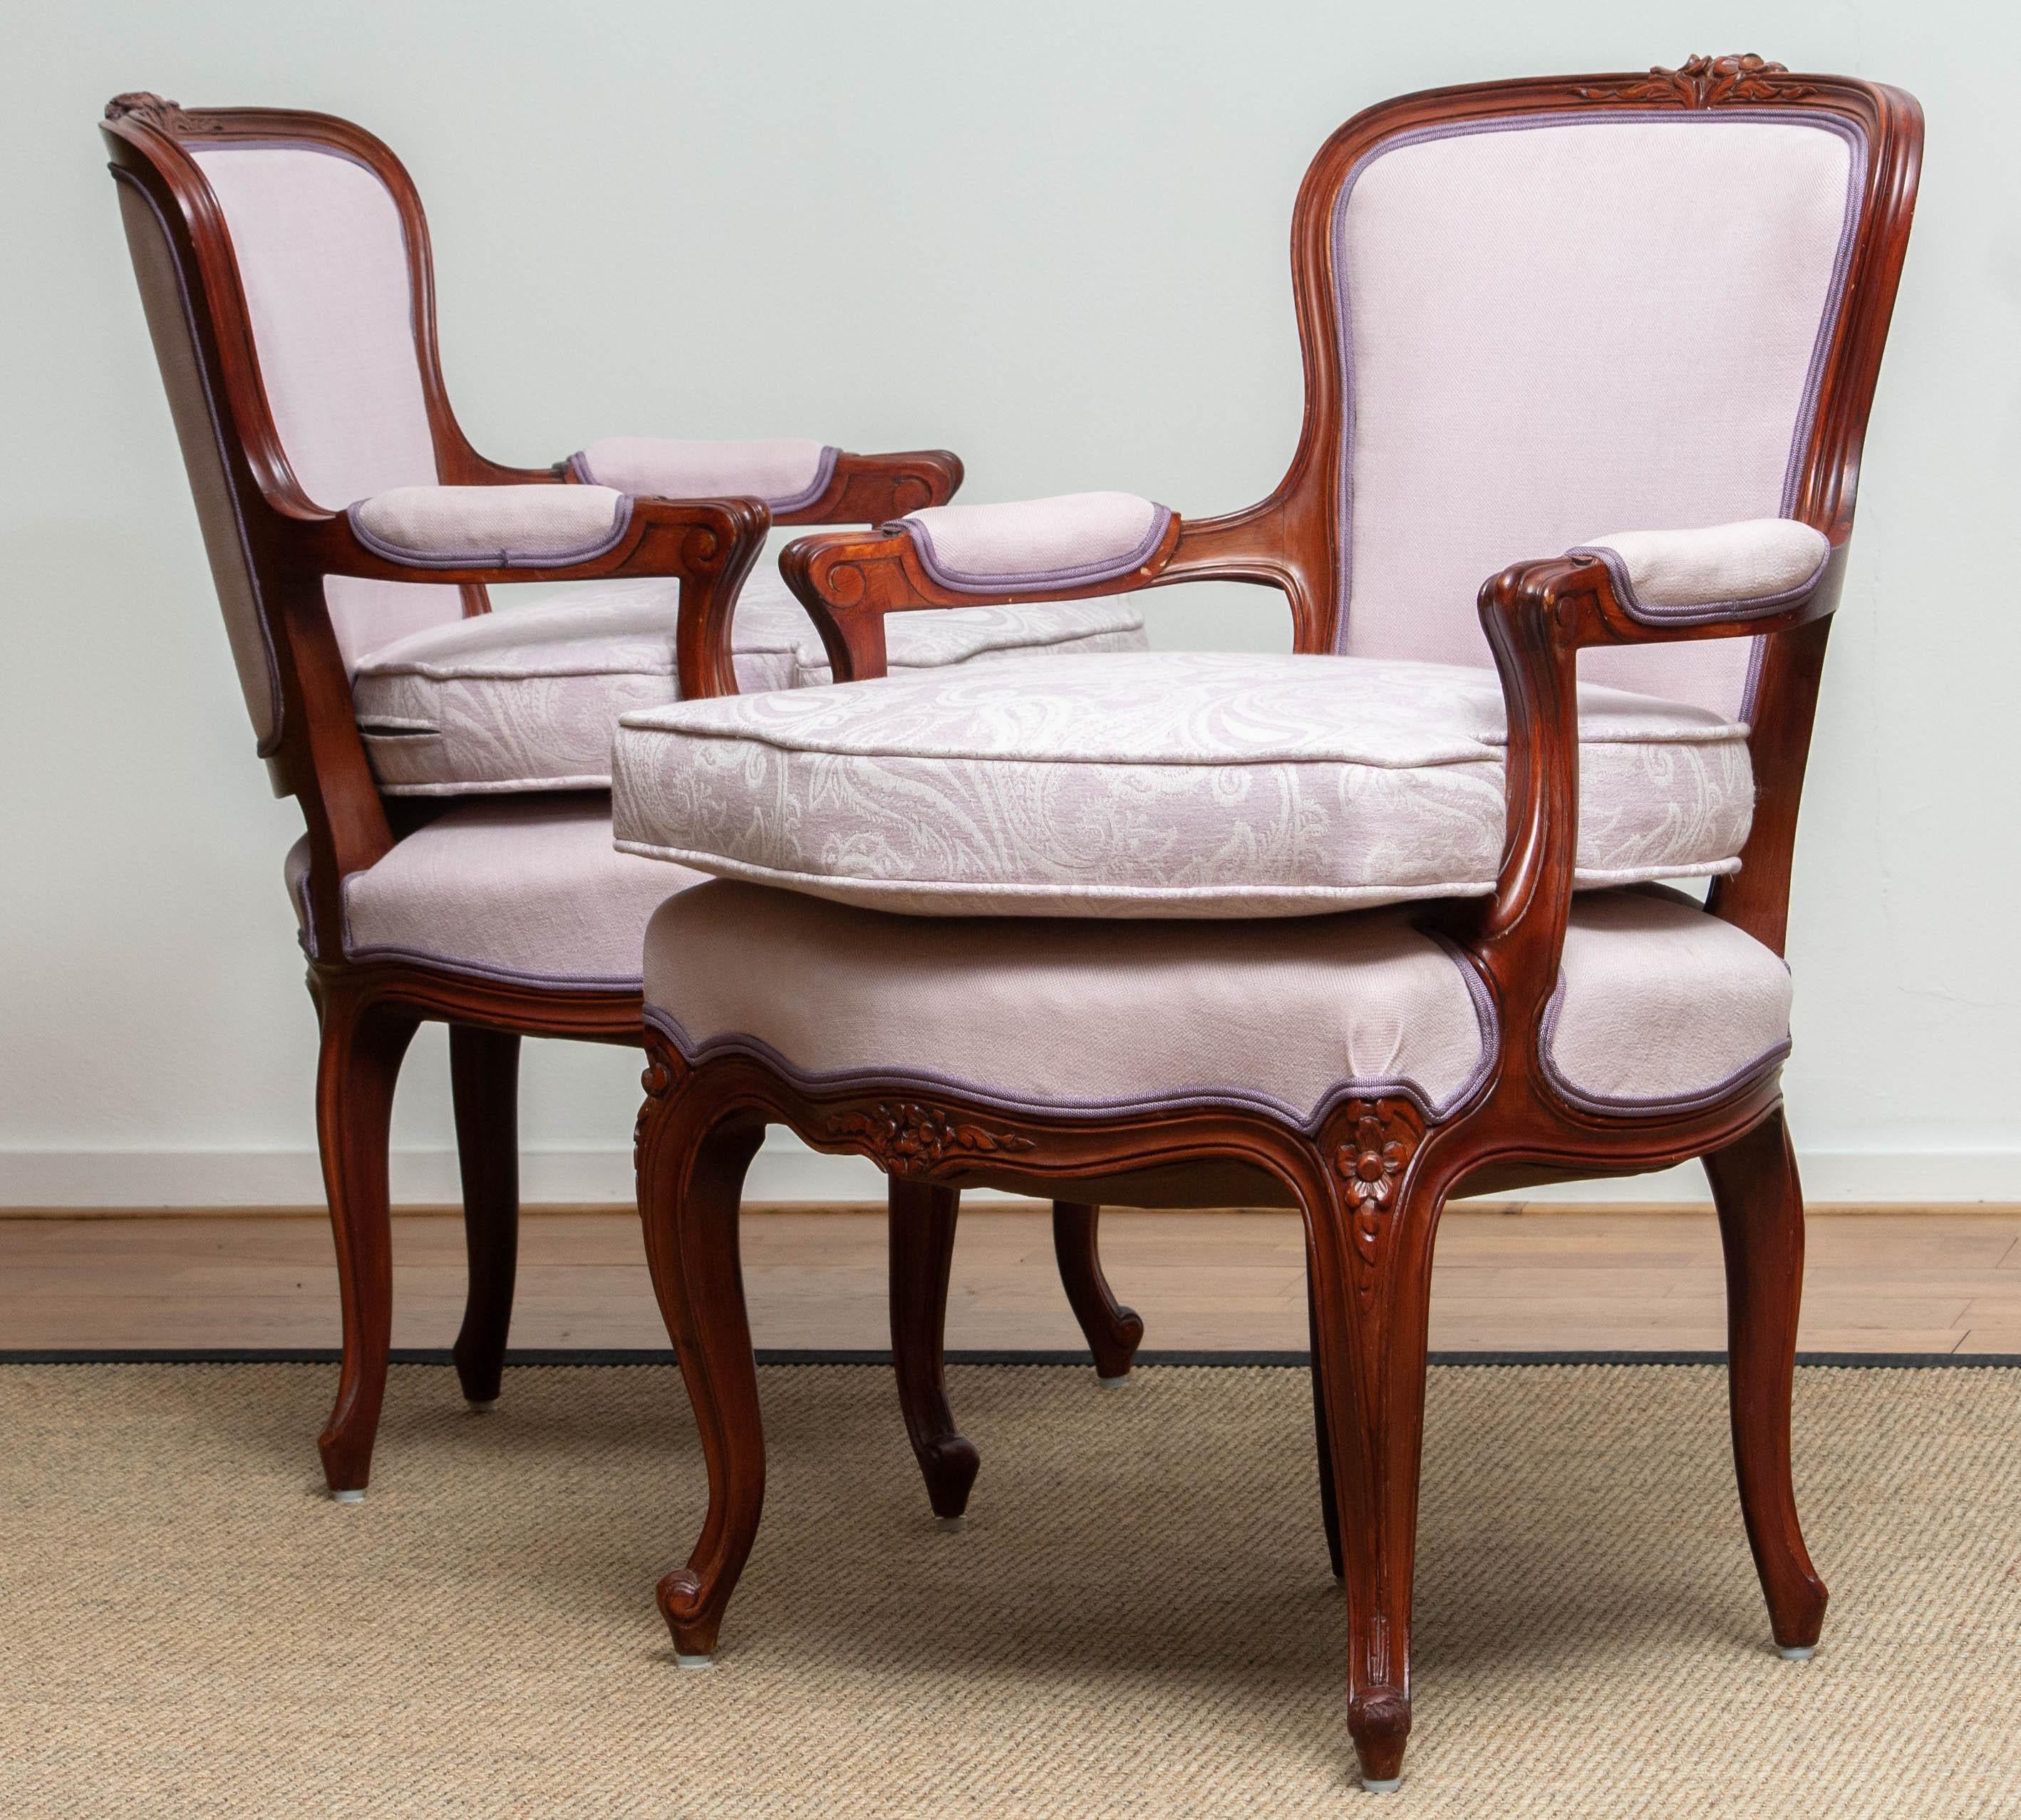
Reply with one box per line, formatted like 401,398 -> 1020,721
351,570 -> 1147,795
611,650 -> 1755,918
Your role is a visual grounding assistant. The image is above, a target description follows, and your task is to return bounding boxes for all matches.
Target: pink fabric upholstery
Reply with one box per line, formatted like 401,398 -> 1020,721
896,494 -> 1170,592
352,573 -> 1149,795
570,438 -> 836,511
1569,519 -> 1830,621
114,175 -> 280,748
637,882 -> 1792,1118
189,144 -> 463,671
611,651 -> 1754,918
348,485 -> 631,567
1332,114 -> 1860,719
288,796 -> 705,986
642,881 -> 1493,1121
1545,889 -> 1792,1108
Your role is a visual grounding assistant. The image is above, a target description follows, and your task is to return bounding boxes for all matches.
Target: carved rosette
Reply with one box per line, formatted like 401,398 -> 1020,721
1577,54 -> 1814,108
827,1101 -> 1035,1177
1332,1100 -> 1425,1308
633,1055 -> 681,1174
104,92 -> 227,134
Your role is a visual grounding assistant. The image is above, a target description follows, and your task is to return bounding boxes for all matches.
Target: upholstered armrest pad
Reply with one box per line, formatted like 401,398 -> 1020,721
569,437 -> 837,512
892,492 -> 1172,594
348,485 -> 633,569
1568,519 -> 1830,623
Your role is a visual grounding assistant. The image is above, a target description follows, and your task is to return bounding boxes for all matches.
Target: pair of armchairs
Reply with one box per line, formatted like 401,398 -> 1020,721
606,57 -> 1921,1792
112,56 -> 1922,1792
101,92 -> 1149,1506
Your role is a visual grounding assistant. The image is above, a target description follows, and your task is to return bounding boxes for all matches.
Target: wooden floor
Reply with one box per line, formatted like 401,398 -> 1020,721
4,1204 -> 2019,1355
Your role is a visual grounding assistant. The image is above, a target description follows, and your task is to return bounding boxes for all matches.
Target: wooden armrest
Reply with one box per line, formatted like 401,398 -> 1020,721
559,439 -> 964,527
1464,529 -> 1846,1038
301,492 -> 768,592
776,498 -> 1296,682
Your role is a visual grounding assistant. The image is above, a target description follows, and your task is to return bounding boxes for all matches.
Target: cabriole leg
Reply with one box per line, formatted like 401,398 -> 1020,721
1704,1106 -> 1829,1656
1303,1111 -> 1445,1792
311,983 -> 419,1499
449,1025 -> 520,1409
1051,1201 -> 1144,1382
889,1179 -> 981,1522
636,1058 -> 766,1663
1306,1255 -> 1345,1581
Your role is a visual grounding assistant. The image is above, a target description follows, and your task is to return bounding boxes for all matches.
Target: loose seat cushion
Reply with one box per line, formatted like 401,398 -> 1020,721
287,795 -> 705,988
611,651 -> 1754,918
353,572 -> 1148,795
639,882 -> 1790,1120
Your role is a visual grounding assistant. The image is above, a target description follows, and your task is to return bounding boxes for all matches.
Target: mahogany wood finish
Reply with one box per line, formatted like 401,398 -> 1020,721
99,93 -> 1127,1500
1050,1203 -> 1145,1382
887,1180 -> 980,1519
636,57 -> 1921,1788
448,1025 -> 520,1407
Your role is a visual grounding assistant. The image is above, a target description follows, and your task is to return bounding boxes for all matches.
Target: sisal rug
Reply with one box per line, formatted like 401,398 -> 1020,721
1,1361 -> 2017,1817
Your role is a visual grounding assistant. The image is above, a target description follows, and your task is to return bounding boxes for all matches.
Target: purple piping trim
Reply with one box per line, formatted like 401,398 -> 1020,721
110,167 -> 286,759
890,504 -> 1172,595
1326,107 -> 1870,694
344,493 -> 635,570
1535,967 -> 1792,1117
343,943 -> 641,994
639,921 -> 1499,1132
333,875 -> 639,989
1563,540 -> 1831,630
568,444 -> 840,514
184,136 -> 387,180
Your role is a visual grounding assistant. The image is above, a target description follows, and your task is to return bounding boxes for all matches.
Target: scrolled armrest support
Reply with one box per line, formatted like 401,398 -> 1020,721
1466,527 -> 1846,1075
802,449 -> 965,525
777,495 -> 1303,683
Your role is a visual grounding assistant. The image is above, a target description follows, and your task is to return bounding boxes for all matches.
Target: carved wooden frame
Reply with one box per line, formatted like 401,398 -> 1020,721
633,56 -> 1921,1788
98,93 -> 1125,1503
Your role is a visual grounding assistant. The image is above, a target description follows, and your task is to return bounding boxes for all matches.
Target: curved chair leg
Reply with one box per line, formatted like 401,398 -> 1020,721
1051,1201 -> 1144,1382
636,1072 -> 767,1663
449,1025 -> 520,1409
311,983 -> 419,1499
1303,1127 -> 1446,1793
889,1179 -> 981,1521
1705,1107 -> 1829,1656
1306,1256 -> 1345,1582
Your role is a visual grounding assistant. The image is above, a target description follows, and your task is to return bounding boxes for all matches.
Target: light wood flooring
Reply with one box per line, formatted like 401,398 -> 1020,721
4,1204 -> 2019,1355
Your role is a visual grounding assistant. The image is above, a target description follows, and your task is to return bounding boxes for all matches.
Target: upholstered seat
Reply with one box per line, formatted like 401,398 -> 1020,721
287,796 -> 705,986
353,570 -> 1148,795
611,650 -> 1754,916
641,881 -> 1791,1118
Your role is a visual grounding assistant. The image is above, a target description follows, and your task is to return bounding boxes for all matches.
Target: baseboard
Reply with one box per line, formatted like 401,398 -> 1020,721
1,1137 -> 2016,1210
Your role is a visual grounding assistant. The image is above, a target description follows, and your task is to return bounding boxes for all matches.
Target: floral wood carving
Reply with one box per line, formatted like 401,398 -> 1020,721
827,1102 -> 1036,1177
103,93 -> 227,134
1333,1100 -> 1425,1308
634,1058 -> 676,1174
1576,54 -> 1814,108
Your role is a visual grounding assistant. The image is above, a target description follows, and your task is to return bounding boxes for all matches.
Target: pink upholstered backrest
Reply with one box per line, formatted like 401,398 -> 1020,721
188,144 -> 461,670
1330,113 -> 1861,719
115,175 -> 281,746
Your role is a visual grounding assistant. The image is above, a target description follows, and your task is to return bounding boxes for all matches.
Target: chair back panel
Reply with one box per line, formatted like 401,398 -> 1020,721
186,142 -> 462,671
1330,112 -> 1860,720
115,176 -> 280,745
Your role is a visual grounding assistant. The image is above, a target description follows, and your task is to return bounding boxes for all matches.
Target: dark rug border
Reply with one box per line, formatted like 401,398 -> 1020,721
2,1348 -> 2017,1369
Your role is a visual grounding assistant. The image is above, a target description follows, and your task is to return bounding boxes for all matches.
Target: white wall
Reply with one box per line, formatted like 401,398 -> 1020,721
3,1 -> 2015,1207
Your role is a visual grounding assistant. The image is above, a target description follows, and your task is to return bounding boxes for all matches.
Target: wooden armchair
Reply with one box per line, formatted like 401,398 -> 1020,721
615,58 -> 1921,1789
100,91 -> 1148,1501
